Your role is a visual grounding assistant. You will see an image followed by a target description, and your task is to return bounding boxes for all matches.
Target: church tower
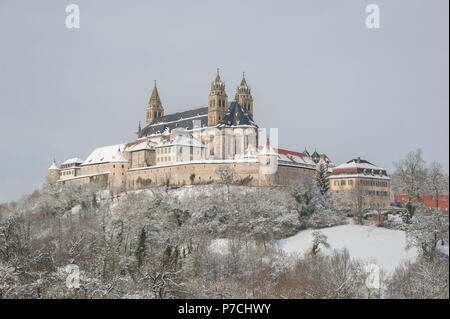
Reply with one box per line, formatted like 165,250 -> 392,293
208,69 -> 228,126
235,72 -> 254,119
46,159 -> 60,184
146,81 -> 164,125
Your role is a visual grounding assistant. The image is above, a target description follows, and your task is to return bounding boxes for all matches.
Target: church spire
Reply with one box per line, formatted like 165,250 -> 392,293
240,72 -> 248,87
149,80 -> 161,105
211,68 -> 225,92
137,121 -> 142,136
235,71 -> 254,119
146,80 -> 164,125
215,68 -> 221,82
208,68 -> 228,126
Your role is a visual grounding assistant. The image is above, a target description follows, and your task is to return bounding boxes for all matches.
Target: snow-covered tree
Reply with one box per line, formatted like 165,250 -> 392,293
315,163 -> 330,195
426,161 -> 449,209
215,165 -> 236,195
291,177 -> 344,228
387,258 -> 449,299
392,149 -> 427,201
310,231 -> 330,255
406,210 -> 449,261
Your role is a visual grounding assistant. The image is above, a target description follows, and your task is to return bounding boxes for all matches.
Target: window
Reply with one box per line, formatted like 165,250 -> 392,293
340,180 -> 346,186
348,180 -> 353,185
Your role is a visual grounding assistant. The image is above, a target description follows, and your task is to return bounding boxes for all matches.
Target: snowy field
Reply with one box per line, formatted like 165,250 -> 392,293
277,224 -> 419,273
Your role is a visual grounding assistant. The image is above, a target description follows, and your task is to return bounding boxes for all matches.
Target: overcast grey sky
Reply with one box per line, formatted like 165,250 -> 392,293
0,0 -> 448,203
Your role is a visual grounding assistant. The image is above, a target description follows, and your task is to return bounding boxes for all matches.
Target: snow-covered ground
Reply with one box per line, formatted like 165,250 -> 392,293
276,224 -> 419,273
437,240 -> 449,256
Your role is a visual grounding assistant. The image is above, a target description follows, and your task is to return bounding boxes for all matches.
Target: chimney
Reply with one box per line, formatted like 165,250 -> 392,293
357,157 -> 361,163
266,137 -> 270,148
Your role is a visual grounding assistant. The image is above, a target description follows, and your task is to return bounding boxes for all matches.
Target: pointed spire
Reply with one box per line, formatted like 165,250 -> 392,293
303,147 -> 310,156
48,158 -> 59,170
240,71 -> 247,87
235,71 -> 252,105
312,149 -> 320,163
210,68 -> 225,92
137,121 -> 142,136
215,68 -> 221,82
149,80 -> 161,105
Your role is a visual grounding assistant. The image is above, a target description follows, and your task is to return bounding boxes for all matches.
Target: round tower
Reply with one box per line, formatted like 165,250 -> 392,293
46,159 -> 60,184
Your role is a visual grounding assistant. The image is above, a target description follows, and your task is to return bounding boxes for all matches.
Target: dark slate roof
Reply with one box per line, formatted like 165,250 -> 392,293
140,107 -> 208,137
218,101 -> 257,127
312,151 -> 320,158
139,102 -> 257,137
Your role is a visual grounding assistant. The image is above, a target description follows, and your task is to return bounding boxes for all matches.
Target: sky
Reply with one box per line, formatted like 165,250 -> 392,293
0,0 -> 448,203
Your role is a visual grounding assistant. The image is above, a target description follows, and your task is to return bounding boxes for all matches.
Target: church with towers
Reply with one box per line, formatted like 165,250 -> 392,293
46,70 -> 333,194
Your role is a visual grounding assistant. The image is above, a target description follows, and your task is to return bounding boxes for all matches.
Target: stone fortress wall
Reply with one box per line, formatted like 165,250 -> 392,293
58,159 -> 316,194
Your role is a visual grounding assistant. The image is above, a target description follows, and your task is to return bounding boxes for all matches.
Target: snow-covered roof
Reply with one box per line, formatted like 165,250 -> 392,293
259,140 -> 277,156
256,145 -> 331,167
278,154 -> 316,166
48,161 -> 59,170
334,161 -> 385,171
328,173 -> 391,180
124,140 -> 156,152
155,134 -> 205,148
61,157 -> 84,165
82,143 -> 128,166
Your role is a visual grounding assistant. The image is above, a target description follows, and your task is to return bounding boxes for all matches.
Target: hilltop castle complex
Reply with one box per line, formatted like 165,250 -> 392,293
46,70 -> 333,194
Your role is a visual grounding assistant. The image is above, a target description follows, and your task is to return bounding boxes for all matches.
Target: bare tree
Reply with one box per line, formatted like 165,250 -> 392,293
392,149 -> 427,200
338,183 -> 372,224
215,165 -> 236,195
426,161 -> 449,209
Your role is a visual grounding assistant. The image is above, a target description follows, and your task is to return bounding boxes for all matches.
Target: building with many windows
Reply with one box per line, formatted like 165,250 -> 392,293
329,157 -> 390,210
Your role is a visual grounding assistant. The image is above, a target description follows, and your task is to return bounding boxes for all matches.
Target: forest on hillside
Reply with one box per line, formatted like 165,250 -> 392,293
0,164 -> 448,298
